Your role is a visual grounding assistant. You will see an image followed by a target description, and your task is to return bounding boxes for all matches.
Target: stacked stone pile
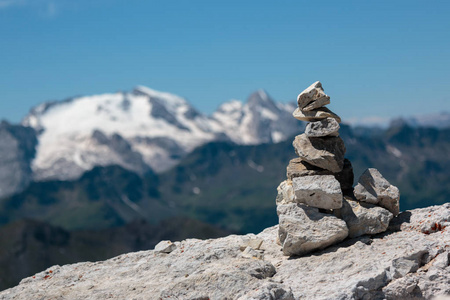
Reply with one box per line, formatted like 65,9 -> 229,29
276,81 -> 401,256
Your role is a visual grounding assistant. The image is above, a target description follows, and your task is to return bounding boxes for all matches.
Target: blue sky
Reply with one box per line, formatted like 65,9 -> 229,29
1,0 -> 449,124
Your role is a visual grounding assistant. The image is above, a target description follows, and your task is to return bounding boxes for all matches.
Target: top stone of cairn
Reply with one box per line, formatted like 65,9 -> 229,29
297,81 -> 330,111
293,81 -> 341,123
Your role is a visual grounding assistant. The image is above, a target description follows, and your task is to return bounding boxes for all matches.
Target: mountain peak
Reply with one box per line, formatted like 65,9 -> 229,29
247,90 -> 278,111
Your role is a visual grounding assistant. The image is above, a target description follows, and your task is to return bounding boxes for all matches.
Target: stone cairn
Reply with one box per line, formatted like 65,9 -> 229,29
276,81 -> 400,256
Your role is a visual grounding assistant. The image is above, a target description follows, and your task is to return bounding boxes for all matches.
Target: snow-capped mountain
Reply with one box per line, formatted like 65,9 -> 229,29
213,90 -> 300,144
22,86 -> 303,181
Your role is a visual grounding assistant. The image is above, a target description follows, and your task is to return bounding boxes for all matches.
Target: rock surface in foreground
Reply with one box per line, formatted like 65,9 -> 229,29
1,204 -> 450,300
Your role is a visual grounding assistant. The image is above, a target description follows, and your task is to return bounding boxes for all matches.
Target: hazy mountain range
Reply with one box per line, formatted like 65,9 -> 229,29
2,86 -> 449,200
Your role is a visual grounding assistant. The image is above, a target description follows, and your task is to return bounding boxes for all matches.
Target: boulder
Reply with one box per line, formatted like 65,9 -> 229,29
292,107 -> 341,123
335,197 -> 393,238
292,134 -> 346,173
277,203 -> 348,256
297,81 -> 330,111
292,175 -> 343,210
305,117 -> 340,137
354,168 -> 400,216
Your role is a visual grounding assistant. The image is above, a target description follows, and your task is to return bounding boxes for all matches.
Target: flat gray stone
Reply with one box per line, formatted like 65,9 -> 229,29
286,158 -> 354,192
305,117 -> 340,137
354,168 -> 400,216
335,197 -> 393,238
292,134 -> 346,173
286,158 -> 332,180
292,107 -> 341,123
292,175 -> 343,210
277,203 -> 348,256
297,81 -> 330,111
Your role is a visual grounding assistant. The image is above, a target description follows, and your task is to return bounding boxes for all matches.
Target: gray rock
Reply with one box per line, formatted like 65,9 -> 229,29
286,158 -> 354,192
335,197 -> 393,238
431,251 -> 449,269
286,158 -> 331,180
305,117 -> 340,137
240,238 -> 264,251
354,168 -> 400,216
292,107 -> 341,123
296,81 -> 330,111
2,204 -> 450,300
292,175 -> 343,210
383,250 -> 450,299
242,246 -> 264,260
238,283 -> 295,300
303,97 -> 331,112
388,252 -> 425,280
154,240 -> 177,253
277,203 -> 348,256
292,134 -> 346,172
275,180 -> 295,205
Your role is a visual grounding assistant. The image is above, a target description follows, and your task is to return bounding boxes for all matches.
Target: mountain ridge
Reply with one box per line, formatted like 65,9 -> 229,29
2,123 -> 449,234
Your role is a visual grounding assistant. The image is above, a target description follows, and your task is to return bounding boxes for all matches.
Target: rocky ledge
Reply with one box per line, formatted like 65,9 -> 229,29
0,203 -> 449,300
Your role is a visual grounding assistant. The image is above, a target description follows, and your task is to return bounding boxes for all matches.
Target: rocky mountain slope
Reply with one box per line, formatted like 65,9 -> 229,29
1,203 -> 449,300
0,122 -> 37,198
21,86 -> 301,181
